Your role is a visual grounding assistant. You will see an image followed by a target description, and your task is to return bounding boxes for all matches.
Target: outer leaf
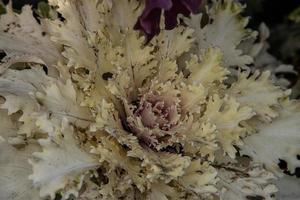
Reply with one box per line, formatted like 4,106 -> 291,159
187,0 -> 256,68
0,141 -> 40,200
241,100 -> 300,174
29,119 -> 99,199
240,23 -> 297,89
36,79 -> 93,128
217,163 -> 277,200
0,68 -> 50,136
228,70 -> 287,122
277,175 -> 300,200
0,4 -> 61,71
0,53 -> 44,75
47,0 -> 99,70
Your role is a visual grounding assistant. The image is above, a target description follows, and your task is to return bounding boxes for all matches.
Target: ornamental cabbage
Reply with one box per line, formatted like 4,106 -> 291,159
0,0 -> 299,200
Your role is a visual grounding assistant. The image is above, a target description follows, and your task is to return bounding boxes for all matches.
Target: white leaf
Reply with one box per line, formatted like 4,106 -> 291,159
0,68 -> 50,136
36,79 -> 93,128
276,175 -> 300,200
0,141 -> 40,200
47,0 -> 100,70
228,70 -> 287,122
217,163 -> 277,200
29,119 -> 99,199
187,0 -> 256,68
241,100 -> 300,174
0,5 -> 61,68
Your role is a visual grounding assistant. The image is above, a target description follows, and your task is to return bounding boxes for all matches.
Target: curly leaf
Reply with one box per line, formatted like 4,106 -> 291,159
0,4 -> 61,70
187,0 -> 256,68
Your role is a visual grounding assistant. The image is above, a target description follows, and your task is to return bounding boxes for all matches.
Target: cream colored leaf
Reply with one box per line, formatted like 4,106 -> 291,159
97,170 -> 137,200
153,26 -> 194,60
186,48 -> 229,89
156,59 -> 178,83
123,32 -> 156,89
0,68 -> 48,112
180,83 -> 207,114
77,178 -> 102,200
204,95 -> 254,157
97,0 -> 143,46
0,141 -> 40,200
29,119 -> 98,199
67,0 -> 102,34
183,121 -> 217,161
94,118 -> 190,189
105,32 -> 156,100
94,116 -> 191,189
241,100 -> 300,175
47,0 -> 98,70
240,23 -> 297,89
91,134 -> 146,192
110,0 -> 143,31
106,69 -> 133,100
148,182 -> 179,200
127,144 -> 191,184
178,160 -> 218,194
91,99 -> 122,133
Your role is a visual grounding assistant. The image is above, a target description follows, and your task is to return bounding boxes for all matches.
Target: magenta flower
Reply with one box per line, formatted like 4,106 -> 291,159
134,0 -> 202,40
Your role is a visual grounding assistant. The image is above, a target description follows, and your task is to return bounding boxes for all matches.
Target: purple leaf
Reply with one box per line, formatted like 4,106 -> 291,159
134,0 -> 202,41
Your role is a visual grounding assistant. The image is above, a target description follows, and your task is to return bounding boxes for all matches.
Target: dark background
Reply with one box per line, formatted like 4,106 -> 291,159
243,0 -> 300,65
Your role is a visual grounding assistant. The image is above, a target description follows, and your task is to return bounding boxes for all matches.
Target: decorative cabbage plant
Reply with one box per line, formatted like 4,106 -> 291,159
0,0 -> 299,199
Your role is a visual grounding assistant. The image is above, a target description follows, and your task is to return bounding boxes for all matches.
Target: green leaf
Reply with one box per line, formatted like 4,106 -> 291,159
0,2 -> 6,15
289,6 -> 300,23
36,1 -> 50,18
